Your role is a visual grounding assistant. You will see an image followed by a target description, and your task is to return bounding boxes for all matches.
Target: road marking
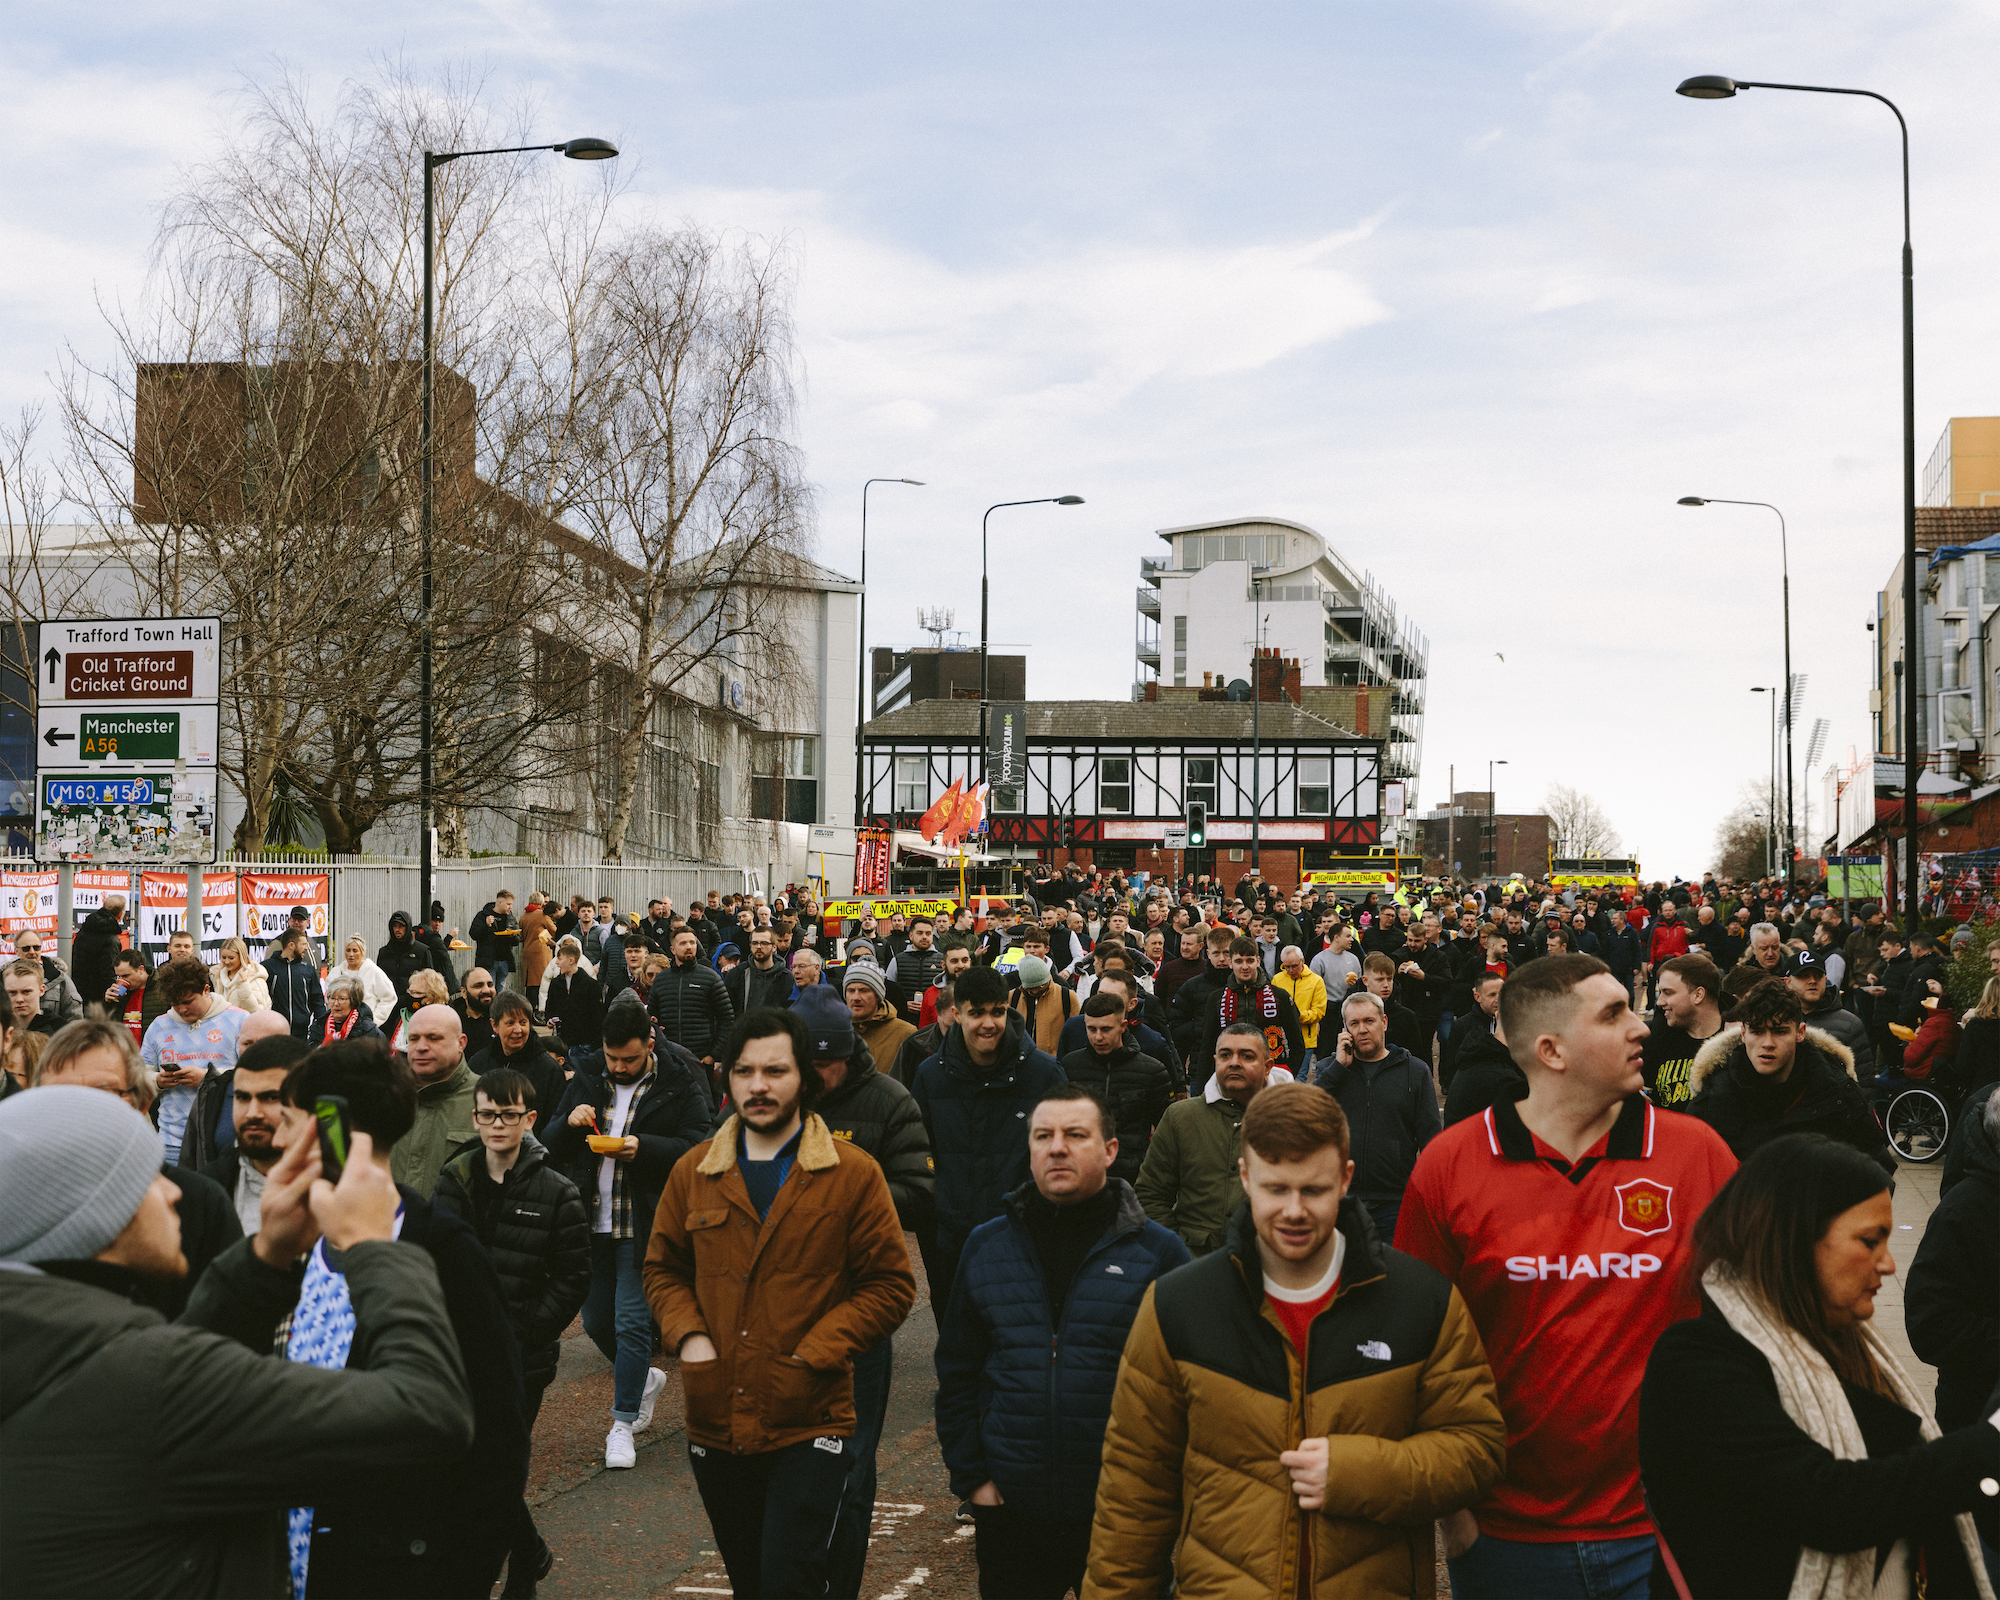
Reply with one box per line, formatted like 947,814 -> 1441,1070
874,1567 -> 930,1599
674,1590 -> 732,1595
871,1502 -> 926,1541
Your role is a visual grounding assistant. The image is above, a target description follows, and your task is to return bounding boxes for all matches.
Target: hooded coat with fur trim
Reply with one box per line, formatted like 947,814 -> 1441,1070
1683,1024 -> 1894,1175
640,1112 -> 916,1454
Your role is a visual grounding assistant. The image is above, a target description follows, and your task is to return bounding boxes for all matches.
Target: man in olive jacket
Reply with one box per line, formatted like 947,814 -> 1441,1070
0,1084 -> 474,1600
644,1007 -> 915,1600
1135,1022 -> 1278,1256
394,1004 -> 480,1198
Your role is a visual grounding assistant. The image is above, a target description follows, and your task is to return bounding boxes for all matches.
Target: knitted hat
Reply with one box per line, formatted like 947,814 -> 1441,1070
842,963 -> 887,1002
792,985 -> 858,1060
1017,955 -> 1053,991
847,942 -> 881,967
0,1086 -> 164,1263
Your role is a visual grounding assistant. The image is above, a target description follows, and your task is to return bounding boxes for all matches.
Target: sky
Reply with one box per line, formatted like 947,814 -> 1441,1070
1,0 -> 1995,877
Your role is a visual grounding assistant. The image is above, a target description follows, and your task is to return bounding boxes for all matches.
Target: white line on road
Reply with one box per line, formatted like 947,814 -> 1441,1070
874,1567 -> 930,1600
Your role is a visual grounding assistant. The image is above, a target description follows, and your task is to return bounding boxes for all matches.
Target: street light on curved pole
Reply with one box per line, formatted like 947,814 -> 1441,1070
1488,759 -> 1507,875
1680,497 -> 1793,869
420,135 -> 618,929
854,478 -> 924,835
980,496 -> 1083,792
1676,72 -> 1917,925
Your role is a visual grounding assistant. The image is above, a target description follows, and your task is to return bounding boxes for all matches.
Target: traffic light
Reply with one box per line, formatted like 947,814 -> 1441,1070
1058,813 -> 1073,846
1186,801 -> 1206,848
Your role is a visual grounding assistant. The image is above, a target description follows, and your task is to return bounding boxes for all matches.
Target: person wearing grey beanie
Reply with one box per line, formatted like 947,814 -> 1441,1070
0,1093 -> 474,1600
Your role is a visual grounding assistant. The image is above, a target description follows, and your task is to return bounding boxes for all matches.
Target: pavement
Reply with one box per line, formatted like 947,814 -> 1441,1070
508,1160 -> 1952,1600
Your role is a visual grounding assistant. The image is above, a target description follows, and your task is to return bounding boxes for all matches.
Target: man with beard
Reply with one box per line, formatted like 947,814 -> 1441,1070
1194,936 -> 1306,1092
644,1007 -> 914,1600
454,967 -> 499,1063
203,1034 -> 312,1235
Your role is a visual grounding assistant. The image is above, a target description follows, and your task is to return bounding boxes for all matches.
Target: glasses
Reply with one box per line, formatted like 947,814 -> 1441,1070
473,1108 -> 530,1126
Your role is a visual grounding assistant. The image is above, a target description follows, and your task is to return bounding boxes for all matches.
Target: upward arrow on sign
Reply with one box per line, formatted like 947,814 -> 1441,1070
43,646 -> 59,684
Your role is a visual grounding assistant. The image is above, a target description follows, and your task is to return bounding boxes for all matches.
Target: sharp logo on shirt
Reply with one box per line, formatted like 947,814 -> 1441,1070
1614,1178 -> 1674,1237
1356,1340 -> 1392,1360
1505,1252 -> 1664,1282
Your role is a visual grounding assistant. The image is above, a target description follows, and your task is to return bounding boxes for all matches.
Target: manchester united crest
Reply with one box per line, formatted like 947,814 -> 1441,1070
1613,1178 -> 1674,1237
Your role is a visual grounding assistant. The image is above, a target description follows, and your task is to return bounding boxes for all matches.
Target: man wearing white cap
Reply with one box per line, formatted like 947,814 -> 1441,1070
0,1083 -> 473,1597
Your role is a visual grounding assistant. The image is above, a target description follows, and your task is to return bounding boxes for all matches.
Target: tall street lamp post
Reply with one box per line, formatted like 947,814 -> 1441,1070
1679,497 -> 1793,867
420,135 -> 617,927
1677,73 -> 1916,925
1487,758 -> 1506,875
853,478 -> 924,834
979,496 -> 1082,790
1751,686 -> 1778,876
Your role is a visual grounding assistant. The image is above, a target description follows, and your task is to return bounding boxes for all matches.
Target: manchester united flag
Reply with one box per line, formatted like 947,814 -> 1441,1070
917,778 -> 963,842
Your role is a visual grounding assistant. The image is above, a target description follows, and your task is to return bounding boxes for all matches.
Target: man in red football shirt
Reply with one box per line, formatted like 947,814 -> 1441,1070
1395,953 -> 1736,1599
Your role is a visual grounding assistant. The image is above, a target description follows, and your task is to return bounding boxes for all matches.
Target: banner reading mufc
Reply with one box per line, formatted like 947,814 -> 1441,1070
140,871 -> 239,963
241,872 -> 331,966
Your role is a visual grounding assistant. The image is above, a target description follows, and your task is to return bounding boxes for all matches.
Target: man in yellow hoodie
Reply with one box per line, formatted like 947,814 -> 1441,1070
1275,945 -> 1329,1059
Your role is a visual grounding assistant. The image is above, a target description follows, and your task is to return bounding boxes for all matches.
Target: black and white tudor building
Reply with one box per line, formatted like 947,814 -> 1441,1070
858,699 -> 1383,872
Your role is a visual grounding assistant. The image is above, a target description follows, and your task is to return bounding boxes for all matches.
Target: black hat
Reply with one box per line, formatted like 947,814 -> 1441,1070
792,985 -> 857,1060
1786,950 -> 1823,978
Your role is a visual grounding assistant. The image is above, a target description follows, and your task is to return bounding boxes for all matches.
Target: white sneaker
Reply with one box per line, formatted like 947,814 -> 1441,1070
634,1366 -> 668,1432
605,1422 -> 636,1470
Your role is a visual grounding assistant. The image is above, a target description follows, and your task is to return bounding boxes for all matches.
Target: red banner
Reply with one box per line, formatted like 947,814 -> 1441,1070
856,831 -> 891,895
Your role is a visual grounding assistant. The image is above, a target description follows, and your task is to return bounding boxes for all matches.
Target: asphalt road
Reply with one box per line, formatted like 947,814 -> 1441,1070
521,1235 -> 980,1600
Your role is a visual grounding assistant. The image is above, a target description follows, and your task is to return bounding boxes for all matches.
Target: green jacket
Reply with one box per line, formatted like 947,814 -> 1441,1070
393,1060 -> 479,1199
1134,1091 -> 1250,1257
0,1237 -> 472,1598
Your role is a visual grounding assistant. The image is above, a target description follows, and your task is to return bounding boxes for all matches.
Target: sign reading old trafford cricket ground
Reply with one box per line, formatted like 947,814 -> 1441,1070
35,616 -> 221,864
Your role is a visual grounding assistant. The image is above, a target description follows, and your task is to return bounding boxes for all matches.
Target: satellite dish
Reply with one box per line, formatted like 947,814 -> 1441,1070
1225,678 -> 1252,702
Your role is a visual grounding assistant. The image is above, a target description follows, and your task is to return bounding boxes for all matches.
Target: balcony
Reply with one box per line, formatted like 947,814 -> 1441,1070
1136,586 -> 1161,619
1136,642 -> 1161,668
1139,556 -> 1170,585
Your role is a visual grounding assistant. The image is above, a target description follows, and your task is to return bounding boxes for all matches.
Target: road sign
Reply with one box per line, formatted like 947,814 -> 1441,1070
34,768 -> 216,864
1162,825 -> 1189,850
39,617 -> 220,706
37,705 -> 218,767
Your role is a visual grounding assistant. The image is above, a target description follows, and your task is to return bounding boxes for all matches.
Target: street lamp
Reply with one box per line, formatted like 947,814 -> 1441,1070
854,478 -> 924,832
1679,497 -> 1794,870
1751,687 -> 1778,876
979,496 -> 1083,789
1487,759 -> 1507,875
1676,73 -> 1917,926
419,135 -> 616,929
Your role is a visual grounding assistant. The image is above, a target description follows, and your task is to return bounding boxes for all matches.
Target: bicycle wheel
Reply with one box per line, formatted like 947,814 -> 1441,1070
1886,1088 -> 1951,1163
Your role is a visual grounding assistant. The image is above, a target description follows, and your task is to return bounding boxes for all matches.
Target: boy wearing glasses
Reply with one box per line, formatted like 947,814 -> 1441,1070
435,1067 -> 592,1597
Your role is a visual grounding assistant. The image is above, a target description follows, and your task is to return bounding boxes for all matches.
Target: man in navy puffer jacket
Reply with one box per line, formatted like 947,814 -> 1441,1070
934,1080 -> 1190,1597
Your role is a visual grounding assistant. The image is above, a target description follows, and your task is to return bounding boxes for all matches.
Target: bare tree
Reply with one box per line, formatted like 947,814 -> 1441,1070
58,64 -> 600,854
528,223 -> 816,860
1543,782 -> 1623,859
0,407 -> 114,729
1712,788 -> 1775,880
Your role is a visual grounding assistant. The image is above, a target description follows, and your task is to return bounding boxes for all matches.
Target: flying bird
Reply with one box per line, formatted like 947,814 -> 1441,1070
1495,653 -> 1505,663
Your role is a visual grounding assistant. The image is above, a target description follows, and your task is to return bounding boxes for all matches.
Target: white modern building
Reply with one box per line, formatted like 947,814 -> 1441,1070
1135,515 -> 1427,799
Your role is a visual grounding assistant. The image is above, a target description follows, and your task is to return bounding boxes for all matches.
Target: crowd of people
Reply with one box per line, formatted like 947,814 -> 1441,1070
1,864 -> 1997,1600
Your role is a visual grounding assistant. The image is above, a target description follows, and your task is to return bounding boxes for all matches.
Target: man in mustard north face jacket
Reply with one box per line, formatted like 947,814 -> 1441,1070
1084,1081 -> 1503,1599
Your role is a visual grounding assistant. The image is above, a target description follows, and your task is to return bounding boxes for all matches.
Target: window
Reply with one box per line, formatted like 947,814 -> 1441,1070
1185,757 -> 1216,812
752,736 -> 820,825
1173,617 -> 1188,686
1100,756 -> 1131,814
1298,757 -> 1331,815
895,756 -> 928,814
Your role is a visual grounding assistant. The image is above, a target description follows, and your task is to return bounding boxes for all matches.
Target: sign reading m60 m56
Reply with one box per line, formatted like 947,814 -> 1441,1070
41,618 -> 220,704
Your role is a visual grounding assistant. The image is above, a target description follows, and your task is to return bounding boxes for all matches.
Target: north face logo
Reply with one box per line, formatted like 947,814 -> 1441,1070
1357,1340 -> 1391,1361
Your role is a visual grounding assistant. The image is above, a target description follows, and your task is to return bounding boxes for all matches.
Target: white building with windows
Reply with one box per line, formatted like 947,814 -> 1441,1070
1135,516 -> 1427,804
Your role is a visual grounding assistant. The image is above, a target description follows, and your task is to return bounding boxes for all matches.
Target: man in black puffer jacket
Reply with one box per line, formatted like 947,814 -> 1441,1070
1685,979 -> 1893,1175
434,1064 -> 590,1596
1905,1083 -> 1998,1431
1059,993 -> 1173,1183
377,909 -> 436,1004
646,928 -> 736,1083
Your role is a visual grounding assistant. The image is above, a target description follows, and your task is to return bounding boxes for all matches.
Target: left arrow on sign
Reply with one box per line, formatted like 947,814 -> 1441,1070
43,646 -> 59,684
43,728 -> 74,747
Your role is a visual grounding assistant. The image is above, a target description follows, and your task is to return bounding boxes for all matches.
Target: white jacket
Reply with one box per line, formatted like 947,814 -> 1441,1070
210,963 -> 272,1015
329,958 -> 398,1025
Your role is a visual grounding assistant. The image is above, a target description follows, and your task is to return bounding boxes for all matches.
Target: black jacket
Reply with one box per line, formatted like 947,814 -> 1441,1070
470,902 -> 520,973
646,958 -> 737,1059
888,945 -> 946,1021
1193,980 -> 1307,1088
1311,1043 -> 1441,1200
376,912 -> 435,1001
70,905 -> 126,1010
432,1138 -> 592,1389
1167,960 -> 1229,1064
1898,952 -> 1947,1029
468,1040 -> 567,1124
1956,1017 -> 2000,1094
893,1021 -> 946,1088
1441,1027 -> 1525,1126
541,969 -> 603,1050
1683,1027 -> 1894,1176
809,1044 -> 935,1232
304,1186 -> 529,1600
723,959 -> 797,1017
263,955 -> 326,1040
1391,940 -> 1452,1019
1640,1296 -> 1999,1599
1905,1099 -> 1999,1431
1059,1040 -> 1174,1183
150,1162 -> 242,1321
1597,925 -> 1643,982
543,1041 -> 714,1236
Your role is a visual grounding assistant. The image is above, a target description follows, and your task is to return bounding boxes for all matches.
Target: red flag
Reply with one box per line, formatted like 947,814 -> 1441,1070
918,778 -> 962,843
942,783 -> 985,847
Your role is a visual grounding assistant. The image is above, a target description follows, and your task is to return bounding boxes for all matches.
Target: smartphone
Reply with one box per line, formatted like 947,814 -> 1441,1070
314,1095 -> 352,1182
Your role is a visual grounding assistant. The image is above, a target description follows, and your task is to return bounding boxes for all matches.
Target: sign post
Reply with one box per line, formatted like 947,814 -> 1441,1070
35,617 -> 221,865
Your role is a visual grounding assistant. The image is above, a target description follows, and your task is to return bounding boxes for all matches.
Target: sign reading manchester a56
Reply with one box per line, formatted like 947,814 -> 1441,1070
34,768 -> 216,864
40,617 -> 220,705
37,705 -> 219,767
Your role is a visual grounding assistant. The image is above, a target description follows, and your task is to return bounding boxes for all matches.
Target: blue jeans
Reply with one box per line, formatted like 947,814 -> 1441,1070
490,958 -> 512,991
583,1234 -> 654,1420
1448,1531 -> 1655,1599
826,1339 -> 893,1598
1437,1009 -> 1457,1048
